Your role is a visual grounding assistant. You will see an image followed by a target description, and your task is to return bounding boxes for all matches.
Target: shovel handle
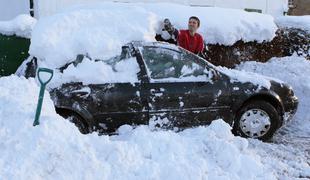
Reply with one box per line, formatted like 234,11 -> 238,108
33,68 -> 53,126
37,68 -> 54,86
33,85 -> 46,126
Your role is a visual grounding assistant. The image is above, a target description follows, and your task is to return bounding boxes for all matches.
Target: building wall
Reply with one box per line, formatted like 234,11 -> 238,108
289,0 -> 310,15
0,0 -> 29,20
36,0 -> 288,17
0,0 -> 289,21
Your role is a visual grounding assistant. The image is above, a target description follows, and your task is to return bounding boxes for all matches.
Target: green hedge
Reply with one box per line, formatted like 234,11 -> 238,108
0,34 -> 30,77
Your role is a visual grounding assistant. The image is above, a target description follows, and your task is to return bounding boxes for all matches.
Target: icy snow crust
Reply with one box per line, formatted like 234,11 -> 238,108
0,14 -> 37,38
0,76 -> 276,179
29,2 -> 278,69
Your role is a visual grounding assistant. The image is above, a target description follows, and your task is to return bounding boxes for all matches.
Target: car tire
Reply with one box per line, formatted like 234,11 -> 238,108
234,100 -> 280,141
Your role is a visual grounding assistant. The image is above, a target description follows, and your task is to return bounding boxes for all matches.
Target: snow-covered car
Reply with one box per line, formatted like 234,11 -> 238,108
21,41 -> 298,141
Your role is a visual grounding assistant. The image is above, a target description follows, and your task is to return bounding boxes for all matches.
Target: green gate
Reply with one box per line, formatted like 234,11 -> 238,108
0,34 -> 30,77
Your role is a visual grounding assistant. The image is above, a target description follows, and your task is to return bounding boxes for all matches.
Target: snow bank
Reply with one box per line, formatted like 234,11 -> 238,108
29,2 -> 277,68
0,14 -> 36,38
275,15 -> 310,32
0,75 -> 277,179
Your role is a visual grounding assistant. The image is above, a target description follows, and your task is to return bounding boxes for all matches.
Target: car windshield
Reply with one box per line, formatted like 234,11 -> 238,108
140,46 -> 214,82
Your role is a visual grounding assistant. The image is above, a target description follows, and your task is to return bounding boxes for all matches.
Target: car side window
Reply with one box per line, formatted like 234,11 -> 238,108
141,46 -> 211,82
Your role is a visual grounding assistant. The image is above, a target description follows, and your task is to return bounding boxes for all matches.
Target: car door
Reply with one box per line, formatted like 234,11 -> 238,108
138,46 -> 232,129
90,47 -> 149,133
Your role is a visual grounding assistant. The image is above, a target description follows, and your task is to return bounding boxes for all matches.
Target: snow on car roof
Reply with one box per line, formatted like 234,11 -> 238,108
29,2 -> 277,69
47,56 -> 140,88
129,41 -> 181,51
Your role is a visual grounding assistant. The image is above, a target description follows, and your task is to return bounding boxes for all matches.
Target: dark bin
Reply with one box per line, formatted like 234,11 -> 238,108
0,34 -> 30,77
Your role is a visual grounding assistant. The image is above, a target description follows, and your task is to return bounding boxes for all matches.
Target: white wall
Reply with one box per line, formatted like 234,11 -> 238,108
36,0 -> 288,17
0,0 -> 29,20
0,0 -> 289,21
189,0 -> 288,15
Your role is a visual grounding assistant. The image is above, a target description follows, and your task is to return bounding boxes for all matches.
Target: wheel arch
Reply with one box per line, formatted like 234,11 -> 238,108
234,92 -> 285,123
55,105 -> 95,129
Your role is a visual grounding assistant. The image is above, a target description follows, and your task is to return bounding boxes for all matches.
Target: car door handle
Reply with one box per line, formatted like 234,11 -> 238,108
71,91 -> 89,96
150,89 -> 164,96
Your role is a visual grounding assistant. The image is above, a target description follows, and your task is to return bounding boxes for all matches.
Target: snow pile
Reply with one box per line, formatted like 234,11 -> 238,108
0,75 -> 278,179
29,2 -> 277,68
275,15 -> 310,32
237,56 -> 310,136
49,56 -> 140,87
0,14 -> 37,38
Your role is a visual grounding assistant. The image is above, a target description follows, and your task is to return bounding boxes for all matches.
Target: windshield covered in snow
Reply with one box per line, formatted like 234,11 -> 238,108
140,46 -> 214,82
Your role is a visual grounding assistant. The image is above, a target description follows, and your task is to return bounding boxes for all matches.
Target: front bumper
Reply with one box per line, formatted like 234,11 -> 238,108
283,95 -> 299,124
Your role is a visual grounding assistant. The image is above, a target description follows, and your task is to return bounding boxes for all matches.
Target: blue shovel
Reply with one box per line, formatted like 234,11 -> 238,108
33,68 -> 54,126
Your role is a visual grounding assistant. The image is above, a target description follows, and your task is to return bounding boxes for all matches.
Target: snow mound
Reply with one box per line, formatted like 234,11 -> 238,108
0,75 -> 276,179
275,15 -> 310,32
29,2 -> 277,68
0,14 -> 37,38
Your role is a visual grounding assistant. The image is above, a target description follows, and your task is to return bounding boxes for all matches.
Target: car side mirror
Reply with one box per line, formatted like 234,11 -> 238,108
204,69 -> 220,81
207,69 -> 221,81
211,70 -> 220,81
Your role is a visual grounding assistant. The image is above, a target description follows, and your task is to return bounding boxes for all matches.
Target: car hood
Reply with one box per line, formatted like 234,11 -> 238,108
217,66 -> 286,91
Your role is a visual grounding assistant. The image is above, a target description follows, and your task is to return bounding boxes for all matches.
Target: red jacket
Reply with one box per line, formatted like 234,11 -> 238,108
177,30 -> 204,54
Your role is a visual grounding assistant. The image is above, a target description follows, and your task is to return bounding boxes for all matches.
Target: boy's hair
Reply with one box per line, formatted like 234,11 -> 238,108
189,16 -> 200,27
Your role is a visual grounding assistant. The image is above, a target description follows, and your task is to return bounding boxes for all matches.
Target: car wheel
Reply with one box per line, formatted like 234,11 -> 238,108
234,100 -> 280,141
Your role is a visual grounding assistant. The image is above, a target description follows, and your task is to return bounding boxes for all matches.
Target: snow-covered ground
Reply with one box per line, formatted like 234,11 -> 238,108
5,49 -> 310,178
0,55 -> 309,179
0,76 -> 276,180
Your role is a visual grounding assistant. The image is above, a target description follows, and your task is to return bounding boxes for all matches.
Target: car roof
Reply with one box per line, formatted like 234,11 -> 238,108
125,41 -> 180,51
